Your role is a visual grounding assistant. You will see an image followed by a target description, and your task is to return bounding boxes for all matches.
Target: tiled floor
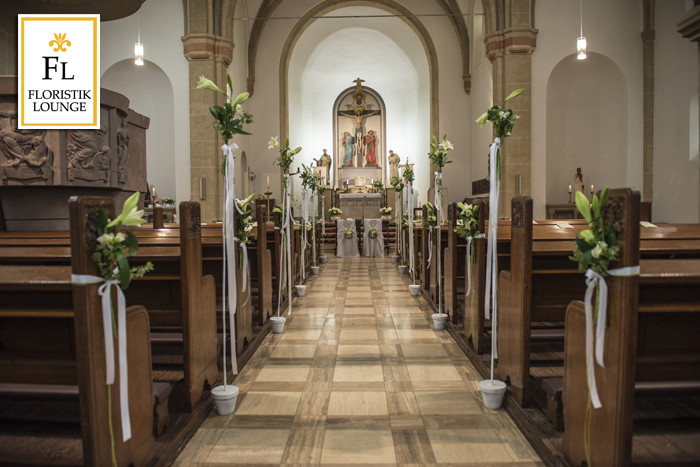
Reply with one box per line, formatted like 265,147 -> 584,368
174,257 -> 543,466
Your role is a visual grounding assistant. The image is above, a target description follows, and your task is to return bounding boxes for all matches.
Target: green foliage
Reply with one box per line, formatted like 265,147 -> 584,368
390,176 -> 404,192
372,179 -> 384,191
569,188 -> 620,276
92,192 -> 153,290
300,164 -> 316,191
236,193 -> 257,247
454,202 -> 480,263
423,202 -> 438,231
402,162 -> 415,184
428,134 -> 454,172
197,75 -> 253,145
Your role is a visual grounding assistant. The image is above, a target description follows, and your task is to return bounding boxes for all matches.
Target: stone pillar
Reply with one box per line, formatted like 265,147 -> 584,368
485,21 -> 537,214
182,0 -> 235,222
642,0 -> 655,203
677,3 -> 700,219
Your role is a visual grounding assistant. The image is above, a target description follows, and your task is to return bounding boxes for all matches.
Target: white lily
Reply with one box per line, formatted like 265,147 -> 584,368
268,136 -> 280,150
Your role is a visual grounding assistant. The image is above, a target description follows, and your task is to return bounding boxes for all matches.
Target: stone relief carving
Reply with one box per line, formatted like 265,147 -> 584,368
66,126 -> 110,182
0,110 -> 53,182
117,118 -> 129,185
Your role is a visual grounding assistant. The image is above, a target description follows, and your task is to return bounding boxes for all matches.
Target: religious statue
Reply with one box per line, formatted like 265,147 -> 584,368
313,149 -> 332,184
342,131 -> 355,166
364,130 -> 377,166
574,167 -> 584,194
388,150 -> 400,182
117,118 -> 129,184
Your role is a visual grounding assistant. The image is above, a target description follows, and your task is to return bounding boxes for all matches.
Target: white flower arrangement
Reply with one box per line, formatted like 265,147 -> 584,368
379,207 -> 393,215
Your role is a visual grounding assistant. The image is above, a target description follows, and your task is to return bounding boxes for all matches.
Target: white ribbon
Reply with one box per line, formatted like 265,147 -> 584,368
221,143 -> 238,377
311,192 -> 317,267
300,190 -> 307,282
72,274 -> 131,441
434,171 -> 443,315
464,233 -> 486,297
427,229 -> 433,269
584,265 -> 640,409
485,137 -> 501,360
408,184 -> 415,282
321,196 -> 326,238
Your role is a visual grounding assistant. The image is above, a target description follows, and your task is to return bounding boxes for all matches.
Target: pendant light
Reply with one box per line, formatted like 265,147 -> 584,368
134,13 -> 144,66
577,0 -> 587,60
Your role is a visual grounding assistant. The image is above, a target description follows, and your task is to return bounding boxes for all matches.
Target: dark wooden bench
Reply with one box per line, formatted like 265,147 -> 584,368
0,196 -> 156,466
561,191 -> 700,466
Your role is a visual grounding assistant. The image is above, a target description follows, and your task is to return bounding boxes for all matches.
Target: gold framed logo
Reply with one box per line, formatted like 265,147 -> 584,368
18,14 -> 100,129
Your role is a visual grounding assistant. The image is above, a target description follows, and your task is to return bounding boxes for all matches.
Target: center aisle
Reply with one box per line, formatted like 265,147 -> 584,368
175,257 -> 543,465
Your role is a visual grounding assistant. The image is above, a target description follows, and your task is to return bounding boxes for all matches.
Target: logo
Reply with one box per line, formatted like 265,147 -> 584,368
18,15 -> 100,129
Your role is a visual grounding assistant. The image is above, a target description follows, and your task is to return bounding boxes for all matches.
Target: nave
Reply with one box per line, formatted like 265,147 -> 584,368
175,257 -> 543,466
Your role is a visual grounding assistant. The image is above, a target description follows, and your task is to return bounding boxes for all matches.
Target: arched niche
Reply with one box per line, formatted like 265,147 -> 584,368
546,53 -> 627,205
333,84 -> 387,188
101,59 -> 176,201
285,4 -> 433,200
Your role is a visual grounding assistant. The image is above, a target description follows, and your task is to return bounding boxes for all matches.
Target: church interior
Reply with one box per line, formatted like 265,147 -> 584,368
1,0 -> 700,465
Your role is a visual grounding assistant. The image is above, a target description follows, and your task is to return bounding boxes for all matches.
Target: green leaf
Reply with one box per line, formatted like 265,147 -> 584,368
580,229 -> 596,244
226,74 -> 233,95
591,195 -> 601,219
125,231 -> 139,256
116,253 -> 131,289
96,206 -> 108,236
476,111 -> 489,126
581,249 -> 592,268
233,92 -> 249,107
504,88 -> 524,102
599,186 -> 611,205
575,191 -> 591,223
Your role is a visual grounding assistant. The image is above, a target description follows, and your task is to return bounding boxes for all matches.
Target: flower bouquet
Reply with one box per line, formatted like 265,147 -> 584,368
368,224 -> 378,239
329,207 -> 342,217
379,206 -> 392,216
343,225 -> 354,239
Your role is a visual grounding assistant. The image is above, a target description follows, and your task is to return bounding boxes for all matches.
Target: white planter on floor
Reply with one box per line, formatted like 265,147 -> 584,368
211,384 -> 239,415
319,255 -> 327,264
479,379 -> 507,410
270,316 -> 286,334
398,265 -> 407,274
295,284 -> 307,297
391,255 -> 399,263
409,284 -> 420,296
311,266 -> 319,275
432,312 -> 448,330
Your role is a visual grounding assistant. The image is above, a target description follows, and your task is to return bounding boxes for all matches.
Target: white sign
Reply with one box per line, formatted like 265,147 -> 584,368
18,14 -> 100,129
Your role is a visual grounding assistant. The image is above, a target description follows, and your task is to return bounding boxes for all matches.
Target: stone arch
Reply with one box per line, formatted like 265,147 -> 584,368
278,0 -> 439,144
247,0 -> 466,94
545,52 -> 627,205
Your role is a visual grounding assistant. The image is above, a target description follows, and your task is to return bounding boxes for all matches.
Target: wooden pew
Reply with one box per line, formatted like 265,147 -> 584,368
496,195 -> 700,423
0,202 -> 218,413
0,196 -> 156,466
561,192 -> 700,466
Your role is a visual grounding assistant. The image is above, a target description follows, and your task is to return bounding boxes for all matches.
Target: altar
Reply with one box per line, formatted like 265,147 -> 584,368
338,193 -> 381,219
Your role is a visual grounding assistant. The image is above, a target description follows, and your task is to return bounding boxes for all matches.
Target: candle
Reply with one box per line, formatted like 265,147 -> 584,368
591,184 -> 595,192
568,185 -> 572,193
266,176 -> 270,186
151,186 -> 156,198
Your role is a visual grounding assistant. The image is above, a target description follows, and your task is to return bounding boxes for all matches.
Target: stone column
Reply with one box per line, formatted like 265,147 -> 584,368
485,21 -> 537,214
182,34 -> 233,222
642,0 -> 655,203
677,3 -> 700,219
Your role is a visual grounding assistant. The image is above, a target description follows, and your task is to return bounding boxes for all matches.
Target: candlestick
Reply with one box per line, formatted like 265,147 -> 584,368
568,185 -> 572,193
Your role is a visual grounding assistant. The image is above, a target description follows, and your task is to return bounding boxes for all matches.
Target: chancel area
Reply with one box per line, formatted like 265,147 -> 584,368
1,0 -> 700,466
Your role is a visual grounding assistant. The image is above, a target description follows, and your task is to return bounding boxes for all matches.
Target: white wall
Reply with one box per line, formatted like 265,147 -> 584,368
102,60 -> 176,199
653,1 -> 699,222
100,0 -> 190,205
546,53 -> 627,205
533,0 -> 644,218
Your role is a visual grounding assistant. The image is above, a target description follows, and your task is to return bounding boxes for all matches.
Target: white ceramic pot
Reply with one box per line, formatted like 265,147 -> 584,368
211,384 -> 239,415
295,284 -> 307,297
311,266 -> 319,275
270,316 -> 286,334
479,379 -> 507,410
391,255 -> 399,263
398,265 -> 407,274
432,312 -> 448,330
409,284 -> 421,296
319,255 -> 327,264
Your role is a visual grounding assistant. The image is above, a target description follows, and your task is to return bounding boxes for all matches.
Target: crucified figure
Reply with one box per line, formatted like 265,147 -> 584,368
339,106 -> 379,165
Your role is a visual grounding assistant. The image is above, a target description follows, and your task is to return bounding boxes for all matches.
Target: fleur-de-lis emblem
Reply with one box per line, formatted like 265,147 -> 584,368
49,33 -> 71,52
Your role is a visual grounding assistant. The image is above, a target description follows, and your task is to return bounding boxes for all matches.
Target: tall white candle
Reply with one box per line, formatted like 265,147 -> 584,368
266,176 -> 270,186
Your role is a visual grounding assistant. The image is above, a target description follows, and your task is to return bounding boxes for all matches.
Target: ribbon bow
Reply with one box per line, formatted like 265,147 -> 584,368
72,274 -> 131,441
222,142 -> 239,376
484,137 -> 501,357
584,265 -> 640,409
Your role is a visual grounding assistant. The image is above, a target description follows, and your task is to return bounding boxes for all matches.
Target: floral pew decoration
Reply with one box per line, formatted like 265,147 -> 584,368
569,187 -> 639,466
453,201 -> 481,296
475,87 -> 524,408
270,137 -> 301,322
72,192 -> 153,463
196,73 -> 253,414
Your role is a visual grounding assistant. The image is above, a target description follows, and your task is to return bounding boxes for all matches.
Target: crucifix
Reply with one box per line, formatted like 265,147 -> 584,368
338,78 -> 381,167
